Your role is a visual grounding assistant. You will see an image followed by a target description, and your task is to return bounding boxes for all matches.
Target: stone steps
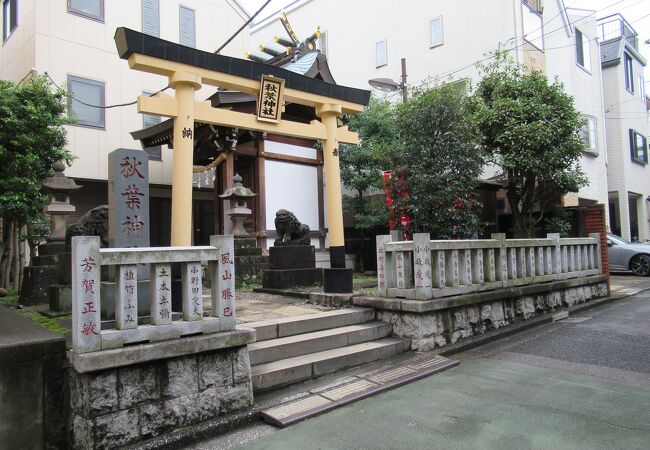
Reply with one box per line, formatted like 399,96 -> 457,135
248,322 -> 393,365
246,307 -> 410,392
245,307 -> 376,342
251,338 -> 411,392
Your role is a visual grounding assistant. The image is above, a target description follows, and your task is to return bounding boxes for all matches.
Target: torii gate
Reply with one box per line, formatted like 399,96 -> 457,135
114,28 -> 370,292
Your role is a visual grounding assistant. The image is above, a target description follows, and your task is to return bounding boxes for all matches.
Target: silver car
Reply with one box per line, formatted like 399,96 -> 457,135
607,234 -> 650,276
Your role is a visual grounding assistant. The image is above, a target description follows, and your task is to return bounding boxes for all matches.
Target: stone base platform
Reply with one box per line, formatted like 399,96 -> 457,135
262,246 -> 323,290
69,328 -> 255,449
262,268 -> 323,290
354,275 -> 609,351
308,292 -> 354,308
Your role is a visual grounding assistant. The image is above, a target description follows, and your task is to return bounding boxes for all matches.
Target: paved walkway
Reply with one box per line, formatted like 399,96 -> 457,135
190,275 -> 650,450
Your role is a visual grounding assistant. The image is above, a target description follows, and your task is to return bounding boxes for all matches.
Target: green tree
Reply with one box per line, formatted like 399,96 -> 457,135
472,55 -> 588,238
339,97 -> 394,231
388,83 -> 485,239
0,75 -> 73,288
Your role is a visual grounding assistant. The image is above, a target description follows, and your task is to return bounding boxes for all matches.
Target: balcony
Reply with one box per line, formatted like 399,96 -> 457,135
598,14 -> 639,50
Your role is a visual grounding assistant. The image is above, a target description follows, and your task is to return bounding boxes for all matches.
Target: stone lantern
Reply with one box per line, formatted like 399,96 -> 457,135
41,160 -> 82,253
20,161 -> 81,307
219,173 -> 256,237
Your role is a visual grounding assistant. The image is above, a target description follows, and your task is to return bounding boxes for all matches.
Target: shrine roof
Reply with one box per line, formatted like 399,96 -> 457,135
115,27 -> 369,105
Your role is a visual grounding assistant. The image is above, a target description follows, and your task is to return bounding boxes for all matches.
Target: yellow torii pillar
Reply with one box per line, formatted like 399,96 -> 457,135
316,104 -> 346,270
168,72 -> 201,247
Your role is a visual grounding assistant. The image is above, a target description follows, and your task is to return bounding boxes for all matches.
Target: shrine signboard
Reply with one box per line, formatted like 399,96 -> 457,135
257,75 -> 285,123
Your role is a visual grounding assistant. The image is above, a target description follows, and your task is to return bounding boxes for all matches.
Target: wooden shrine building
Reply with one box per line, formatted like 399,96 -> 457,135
130,23 -> 350,252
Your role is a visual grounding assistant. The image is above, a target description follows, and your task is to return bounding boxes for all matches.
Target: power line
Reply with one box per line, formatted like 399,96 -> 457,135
44,71 -> 169,109
215,0 -> 272,54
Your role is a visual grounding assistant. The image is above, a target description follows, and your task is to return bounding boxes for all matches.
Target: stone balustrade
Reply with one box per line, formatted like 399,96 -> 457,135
376,233 -> 602,300
71,235 -> 236,354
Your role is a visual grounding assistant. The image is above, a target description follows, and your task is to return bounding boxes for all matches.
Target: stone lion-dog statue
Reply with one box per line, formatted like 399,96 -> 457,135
274,209 -> 311,246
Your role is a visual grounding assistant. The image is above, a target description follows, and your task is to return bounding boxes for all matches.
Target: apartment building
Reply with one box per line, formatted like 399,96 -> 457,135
598,14 -> 650,241
0,0 -> 250,243
250,0 -> 611,226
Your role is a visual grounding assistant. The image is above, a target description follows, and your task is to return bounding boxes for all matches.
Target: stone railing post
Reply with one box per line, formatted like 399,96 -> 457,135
413,233 -> 432,300
547,233 -> 561,276
116,265 -> 138,330
150,263 -> 172,325
589,233 -> 602,273
71,236 -> 102,354
376,235 -> 392,296
491,233 -> 508,283
182,261 -> 203,321
211,235 -> 236,331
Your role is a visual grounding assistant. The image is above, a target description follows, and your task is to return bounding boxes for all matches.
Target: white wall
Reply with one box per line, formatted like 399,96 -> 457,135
251,0 -> 518,91
602,43 -> 650,240
16,0 -> 249,183
545,9 -> 609,206
0,0 -> 36,83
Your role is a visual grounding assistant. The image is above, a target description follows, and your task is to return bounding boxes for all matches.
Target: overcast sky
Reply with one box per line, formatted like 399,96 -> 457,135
238,0 -> 649,75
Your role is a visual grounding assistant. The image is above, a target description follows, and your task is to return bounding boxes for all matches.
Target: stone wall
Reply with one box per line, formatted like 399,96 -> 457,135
355,276 -> 608,352
0,306 -> 67,450
69,345 -> 253,449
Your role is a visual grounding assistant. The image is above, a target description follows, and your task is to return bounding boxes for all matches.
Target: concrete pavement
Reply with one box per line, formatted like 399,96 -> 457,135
233,282 -> 650,449
182,275 -> 650,449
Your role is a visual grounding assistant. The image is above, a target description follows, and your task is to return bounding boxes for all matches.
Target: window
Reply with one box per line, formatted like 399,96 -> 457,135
3,0 -> 16,42
68,75 -> 105,128
142,0 -> 159,37
179,5 -> 195,48
581,116 -> 597,153
376,39 -> 387,67
629,130 -> 647,164
575,28 -> 591,72
430,17 -> 443,48
68,0 -> 104,22
624,53 -> 634,93
523,0 -> 542,14
446,78 -> 468,96
142,91 -> 162,161
639,75 -> 645,100
522,3 -> 544,50
318,30 -> 328,58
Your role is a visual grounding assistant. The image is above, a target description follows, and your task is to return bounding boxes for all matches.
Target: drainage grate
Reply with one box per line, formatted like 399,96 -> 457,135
261,354 -> 459,427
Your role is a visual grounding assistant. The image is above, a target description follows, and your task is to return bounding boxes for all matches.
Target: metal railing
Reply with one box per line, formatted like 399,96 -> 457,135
376,233 -> 602,300
598,14 -> 639,49
71,235 -> 236,353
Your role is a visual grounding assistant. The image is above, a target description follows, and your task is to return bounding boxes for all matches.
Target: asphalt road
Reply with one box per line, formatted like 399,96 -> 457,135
193,289 -> 650,450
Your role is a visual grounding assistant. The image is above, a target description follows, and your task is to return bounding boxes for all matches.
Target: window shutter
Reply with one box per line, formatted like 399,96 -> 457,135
142,0 -> 160,37
179,6 -> 195,48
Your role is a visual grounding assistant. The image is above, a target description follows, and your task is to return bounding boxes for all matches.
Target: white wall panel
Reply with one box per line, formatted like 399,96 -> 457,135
265,160 -> 319,232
